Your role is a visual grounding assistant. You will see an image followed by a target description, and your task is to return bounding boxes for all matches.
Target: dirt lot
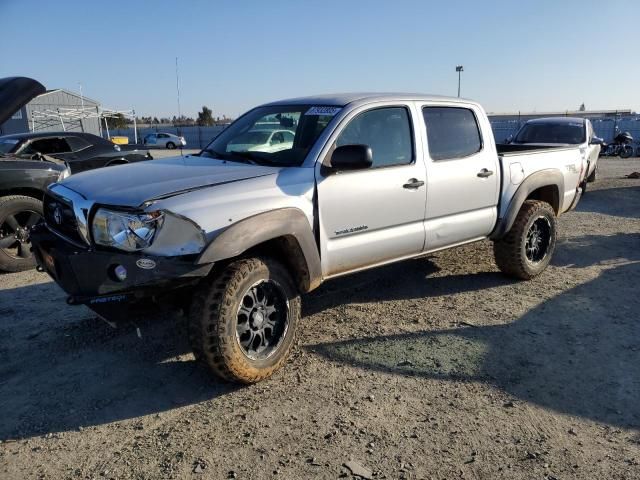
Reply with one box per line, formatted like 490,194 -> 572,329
1,158 -> 639,480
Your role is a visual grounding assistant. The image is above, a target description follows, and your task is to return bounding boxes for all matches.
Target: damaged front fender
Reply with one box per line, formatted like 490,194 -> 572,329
143,210 -> 207,256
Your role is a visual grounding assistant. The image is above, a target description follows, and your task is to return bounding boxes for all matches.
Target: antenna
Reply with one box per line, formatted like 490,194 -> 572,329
175,57 -> 183,156
78,82 -> 85,132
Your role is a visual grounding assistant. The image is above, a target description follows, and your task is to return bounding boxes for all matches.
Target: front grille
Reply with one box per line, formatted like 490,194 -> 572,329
43,192 -> 84,245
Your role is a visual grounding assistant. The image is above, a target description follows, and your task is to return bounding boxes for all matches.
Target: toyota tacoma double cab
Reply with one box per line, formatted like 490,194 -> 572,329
31,93 -> 585,383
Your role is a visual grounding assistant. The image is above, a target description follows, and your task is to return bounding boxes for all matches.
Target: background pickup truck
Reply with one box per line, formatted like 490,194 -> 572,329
32,93 -> 585,383
505,116 -> 602,186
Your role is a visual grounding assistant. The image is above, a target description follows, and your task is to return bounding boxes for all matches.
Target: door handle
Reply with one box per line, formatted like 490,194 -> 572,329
403,178 -> 425,189
477,168 -> 494,178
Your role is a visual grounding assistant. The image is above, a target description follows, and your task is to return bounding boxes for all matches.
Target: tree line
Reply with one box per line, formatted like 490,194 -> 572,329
108,106 -> 232,129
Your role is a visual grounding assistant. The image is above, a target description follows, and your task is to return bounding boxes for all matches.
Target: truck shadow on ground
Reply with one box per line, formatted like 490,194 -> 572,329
303,260 -> 511,317
310,232 -> 640,430
0,288 -> 239,440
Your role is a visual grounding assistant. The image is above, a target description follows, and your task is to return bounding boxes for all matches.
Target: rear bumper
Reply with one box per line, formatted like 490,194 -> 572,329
30,224 -> 212,305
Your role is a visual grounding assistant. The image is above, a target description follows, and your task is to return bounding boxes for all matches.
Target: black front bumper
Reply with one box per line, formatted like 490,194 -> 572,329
30,224 -> 213,306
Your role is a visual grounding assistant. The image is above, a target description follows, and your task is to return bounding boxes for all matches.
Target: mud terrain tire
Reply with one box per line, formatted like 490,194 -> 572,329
188,257 -> 301,383
493,200 -> 557,280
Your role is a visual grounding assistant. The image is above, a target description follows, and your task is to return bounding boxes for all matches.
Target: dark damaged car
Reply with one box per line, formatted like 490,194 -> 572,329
0,132 -> 152,174
0,77 -> 71,272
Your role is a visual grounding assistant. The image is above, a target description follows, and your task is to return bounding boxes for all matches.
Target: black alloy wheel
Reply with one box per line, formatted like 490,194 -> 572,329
525,216 -> 552,264
236,279 -> 289,360
0,196 -> 43,272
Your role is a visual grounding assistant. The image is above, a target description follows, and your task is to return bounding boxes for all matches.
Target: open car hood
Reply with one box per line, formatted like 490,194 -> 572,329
0,77 -> 45,125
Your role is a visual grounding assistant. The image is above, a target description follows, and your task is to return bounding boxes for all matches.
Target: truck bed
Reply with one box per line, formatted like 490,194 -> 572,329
496,143 -> 584,221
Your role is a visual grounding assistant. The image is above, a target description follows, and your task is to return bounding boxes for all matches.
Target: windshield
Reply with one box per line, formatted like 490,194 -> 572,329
0,138 -> 20,154
201,105 -> 339,167
514,122 -> 585,144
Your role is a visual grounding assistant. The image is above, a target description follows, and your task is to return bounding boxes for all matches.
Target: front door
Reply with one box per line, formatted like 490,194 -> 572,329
316,105 -> 427,277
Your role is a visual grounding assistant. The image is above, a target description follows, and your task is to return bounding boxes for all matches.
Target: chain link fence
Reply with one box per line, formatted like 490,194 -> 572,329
108,117 -> 640,155
105,125 -> 227,149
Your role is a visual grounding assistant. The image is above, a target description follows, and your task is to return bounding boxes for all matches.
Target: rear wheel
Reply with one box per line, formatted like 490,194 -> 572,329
620,145 -> 633,159
0,195 -> 43,272
493,200 -> 557,280
166,141 -> 176,149
188,257 -> 301,383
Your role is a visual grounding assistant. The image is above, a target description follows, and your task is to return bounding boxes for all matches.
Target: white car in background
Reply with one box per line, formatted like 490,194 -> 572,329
508,117 -> 603,183
143,132 -> 186,149
227,129 -> 294,153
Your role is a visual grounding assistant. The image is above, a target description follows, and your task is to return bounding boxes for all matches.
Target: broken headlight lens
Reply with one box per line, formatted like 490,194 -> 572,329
92,208 -> 164,252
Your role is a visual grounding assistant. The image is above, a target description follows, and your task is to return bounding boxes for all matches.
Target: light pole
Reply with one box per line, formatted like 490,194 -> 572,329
456,65 -> 464,97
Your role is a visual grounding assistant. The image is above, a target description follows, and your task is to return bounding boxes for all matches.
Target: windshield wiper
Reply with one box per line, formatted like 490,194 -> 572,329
201,149 -> 257,165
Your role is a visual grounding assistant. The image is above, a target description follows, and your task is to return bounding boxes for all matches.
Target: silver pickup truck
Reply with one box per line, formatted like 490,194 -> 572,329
31,93 -> 585,383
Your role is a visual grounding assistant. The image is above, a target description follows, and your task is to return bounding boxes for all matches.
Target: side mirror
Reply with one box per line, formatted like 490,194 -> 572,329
330,144 -> 373,171
505,134 -> 514,144
590,136 -> 604,145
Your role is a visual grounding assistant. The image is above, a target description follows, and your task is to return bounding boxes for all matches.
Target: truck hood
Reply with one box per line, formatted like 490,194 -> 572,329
60,155 -> 281,207
0,77 -> 46,125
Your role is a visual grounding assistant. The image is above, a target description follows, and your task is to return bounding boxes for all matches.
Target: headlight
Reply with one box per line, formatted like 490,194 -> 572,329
92,208 -> 164,251
57,166 -> 71,181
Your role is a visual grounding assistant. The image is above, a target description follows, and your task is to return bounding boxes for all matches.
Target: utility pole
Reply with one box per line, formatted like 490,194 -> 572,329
456,65 -> 464,98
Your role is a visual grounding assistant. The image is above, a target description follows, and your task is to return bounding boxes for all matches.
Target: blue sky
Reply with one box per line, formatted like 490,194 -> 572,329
2,0 -> 638,118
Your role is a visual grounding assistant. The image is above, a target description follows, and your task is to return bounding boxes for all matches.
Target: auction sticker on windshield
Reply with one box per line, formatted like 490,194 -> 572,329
305,106 -> 341,116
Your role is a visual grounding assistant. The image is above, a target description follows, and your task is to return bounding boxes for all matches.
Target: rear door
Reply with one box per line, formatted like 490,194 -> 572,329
157,133 -> 169,146
316,103 -> 427,277
418,103 -> 500,251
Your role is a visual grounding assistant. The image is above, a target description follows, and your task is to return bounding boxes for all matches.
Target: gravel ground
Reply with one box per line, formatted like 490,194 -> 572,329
1,158 -> 639,480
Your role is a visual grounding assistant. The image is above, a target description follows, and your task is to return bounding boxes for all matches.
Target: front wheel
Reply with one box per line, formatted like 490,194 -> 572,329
188,257 -> 301,383
493,200 -> 557,280
0,195 -> 43,272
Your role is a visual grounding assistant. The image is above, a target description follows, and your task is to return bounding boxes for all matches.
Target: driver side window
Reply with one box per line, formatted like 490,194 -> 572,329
335,107 -> 413,168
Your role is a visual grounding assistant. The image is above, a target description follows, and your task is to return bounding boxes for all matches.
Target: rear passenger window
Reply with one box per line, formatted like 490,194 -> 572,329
66,136 -> 92,152
336,107 -> 413,168
423,107 -> 482,160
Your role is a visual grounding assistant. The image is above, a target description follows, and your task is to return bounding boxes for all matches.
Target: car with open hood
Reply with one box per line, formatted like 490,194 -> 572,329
0,77 -> 74,272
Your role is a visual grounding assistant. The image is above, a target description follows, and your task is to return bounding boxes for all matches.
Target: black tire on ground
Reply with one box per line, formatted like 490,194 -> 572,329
166,142 -> 176,149
620,146 -> 633,159
188,257 -> 301,383
493,200 -> 557,280
0,195 -> 43,272
586,164 -> 598,183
